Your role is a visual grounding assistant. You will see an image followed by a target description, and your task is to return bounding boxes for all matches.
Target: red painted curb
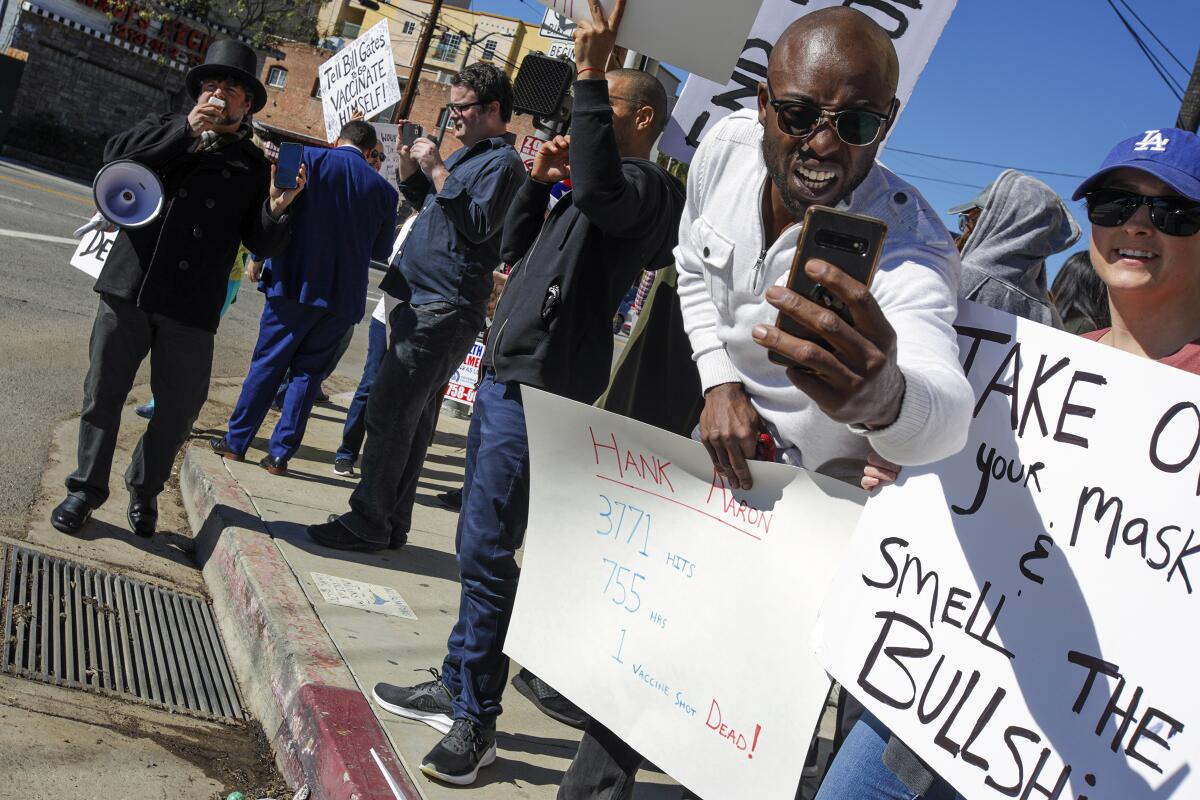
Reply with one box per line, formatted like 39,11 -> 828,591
181,446 -> 422,800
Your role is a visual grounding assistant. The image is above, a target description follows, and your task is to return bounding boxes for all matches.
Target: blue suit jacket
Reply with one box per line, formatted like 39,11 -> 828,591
262,145 -> 398,320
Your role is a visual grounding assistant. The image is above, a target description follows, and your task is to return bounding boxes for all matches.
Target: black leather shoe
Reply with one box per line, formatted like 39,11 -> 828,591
210,436 -> 245,461
307,516 -> 388,552
127,494 -> 158,538
51,495 -> 92,535
260,455 -> 288,475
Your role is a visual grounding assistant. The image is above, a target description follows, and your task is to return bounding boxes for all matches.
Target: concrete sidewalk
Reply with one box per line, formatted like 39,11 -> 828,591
182,385 -> 682,799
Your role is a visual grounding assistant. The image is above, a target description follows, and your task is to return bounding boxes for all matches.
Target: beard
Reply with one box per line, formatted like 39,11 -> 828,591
761,134 -> 872,218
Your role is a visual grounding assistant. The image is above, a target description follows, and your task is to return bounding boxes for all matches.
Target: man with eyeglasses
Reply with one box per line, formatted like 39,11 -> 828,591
51,39 -> 303,539
308,62 -> 524,555
210,119 -> 398,476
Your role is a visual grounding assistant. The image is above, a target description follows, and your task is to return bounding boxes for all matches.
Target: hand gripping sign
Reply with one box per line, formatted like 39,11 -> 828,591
814,300 -> 1200,800
506,389 -> 866,799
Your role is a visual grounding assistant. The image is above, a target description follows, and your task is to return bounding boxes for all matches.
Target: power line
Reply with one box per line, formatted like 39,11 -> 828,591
884,147 -> 1087,179
893,172 -> 985,190
1105,0 -> 1184,101
1116,0 -> 1190,76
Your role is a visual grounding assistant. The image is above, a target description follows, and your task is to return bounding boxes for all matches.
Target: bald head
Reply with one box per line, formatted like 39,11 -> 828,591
769,7 -> 899,97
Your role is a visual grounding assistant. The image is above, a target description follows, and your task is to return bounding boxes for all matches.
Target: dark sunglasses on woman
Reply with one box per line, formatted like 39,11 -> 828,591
1085,187 -> 1200,236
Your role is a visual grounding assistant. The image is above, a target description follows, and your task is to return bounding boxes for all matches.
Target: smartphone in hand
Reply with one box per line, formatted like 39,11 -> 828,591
274,142 -> 304,190
769,206 -> 887,367
402,123 -> 424,147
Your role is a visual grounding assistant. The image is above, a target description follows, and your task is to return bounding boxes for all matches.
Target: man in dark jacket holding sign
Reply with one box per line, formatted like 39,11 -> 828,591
50,40 -> 301,538
366,0 -> 686,786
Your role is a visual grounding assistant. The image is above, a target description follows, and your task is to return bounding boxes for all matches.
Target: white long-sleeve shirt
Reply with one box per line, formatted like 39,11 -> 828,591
675,110 -> 973,484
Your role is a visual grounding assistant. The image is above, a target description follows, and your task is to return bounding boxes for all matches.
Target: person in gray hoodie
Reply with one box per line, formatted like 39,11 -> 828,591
952,168 -> 1080,327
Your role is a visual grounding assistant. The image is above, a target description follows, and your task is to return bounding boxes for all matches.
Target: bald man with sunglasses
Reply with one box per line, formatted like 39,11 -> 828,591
676,7 -> 974,493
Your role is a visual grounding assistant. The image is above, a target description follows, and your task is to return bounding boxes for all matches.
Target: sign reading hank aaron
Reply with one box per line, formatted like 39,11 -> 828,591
318,20 -> 401,140
659,0 -> 957,161
814,300 -> 1200,799
505,389 -> 865,799
537,0 -> 764,83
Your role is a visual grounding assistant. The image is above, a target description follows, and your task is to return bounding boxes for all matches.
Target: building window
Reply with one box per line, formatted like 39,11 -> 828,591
436,107 -> 450,129
436,72 -> 453,84
481,40 -> 497,61
266,66 -> 287,88
402,20 -> 415,35
312,79 -> 322,99
338,20 -> 361,39
433,31 -> 461,61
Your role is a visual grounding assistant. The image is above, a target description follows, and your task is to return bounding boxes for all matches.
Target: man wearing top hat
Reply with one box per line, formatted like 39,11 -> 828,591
50,39 -> 303,539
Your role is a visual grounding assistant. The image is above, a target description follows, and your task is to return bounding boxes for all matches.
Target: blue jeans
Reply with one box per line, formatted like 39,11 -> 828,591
440,371 -> 529,726
816,711 -> 963,800
336,317 -> 386,463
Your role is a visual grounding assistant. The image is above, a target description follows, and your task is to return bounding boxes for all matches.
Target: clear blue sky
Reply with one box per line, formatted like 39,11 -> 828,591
472,0 -> 1199,277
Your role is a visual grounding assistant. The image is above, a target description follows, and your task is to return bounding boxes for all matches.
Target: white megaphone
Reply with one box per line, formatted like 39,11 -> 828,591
92,159 -> 165,229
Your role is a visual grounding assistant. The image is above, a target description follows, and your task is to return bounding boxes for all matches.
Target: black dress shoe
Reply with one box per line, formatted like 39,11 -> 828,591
260,455 -> 288,475
127,494 -> 158,538
307,517 -> 388,552
210,436 -> 245,461
51,495 -> 92,535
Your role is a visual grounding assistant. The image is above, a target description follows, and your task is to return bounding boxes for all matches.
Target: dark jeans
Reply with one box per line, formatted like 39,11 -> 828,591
67,293 -> 214,506
336,317 -> 387,464
226,295 -> 355,461
559,720 -> 645,800
338,301 -> 480,545
440,372 -> 529,725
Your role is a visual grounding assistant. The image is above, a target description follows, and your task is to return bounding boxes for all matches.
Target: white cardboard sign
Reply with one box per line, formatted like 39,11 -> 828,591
444,339 -> 485,406
537,0 -> 764,84
659,0 -> 957,162
371,122 -> 402,194
814,300 -> 1200,799
70,228 -> 117,279
319,20 -> 402,141
506,389 -> 866,799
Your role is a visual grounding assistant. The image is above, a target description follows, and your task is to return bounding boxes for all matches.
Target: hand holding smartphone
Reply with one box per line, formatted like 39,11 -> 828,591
401,123 -> 425,148
768,206 -> 887,367
274,142 -> 304,190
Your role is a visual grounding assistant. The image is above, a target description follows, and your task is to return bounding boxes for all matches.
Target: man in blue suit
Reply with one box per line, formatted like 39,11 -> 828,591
211,120 -> 398,474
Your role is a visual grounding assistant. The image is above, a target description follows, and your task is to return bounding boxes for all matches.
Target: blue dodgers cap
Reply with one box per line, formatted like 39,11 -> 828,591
1072,128 -> 1200,202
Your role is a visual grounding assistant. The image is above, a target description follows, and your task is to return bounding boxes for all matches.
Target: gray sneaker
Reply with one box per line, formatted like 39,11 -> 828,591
420,718 -> 497,786
372,669 -> 454,734
333,458 -> 354,477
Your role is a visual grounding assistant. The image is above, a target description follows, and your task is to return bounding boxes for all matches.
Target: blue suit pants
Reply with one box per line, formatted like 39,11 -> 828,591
226,295 -> 355,460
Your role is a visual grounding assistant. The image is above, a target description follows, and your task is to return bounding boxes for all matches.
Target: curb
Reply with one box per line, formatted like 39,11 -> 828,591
180,445 -> 422,800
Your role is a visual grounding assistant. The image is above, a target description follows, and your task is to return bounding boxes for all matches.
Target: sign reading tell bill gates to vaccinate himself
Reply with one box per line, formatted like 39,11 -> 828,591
319,20 -> 401,141
505,389 -> 866,799
659,0 -> 957,161
814,300 -> 1200,799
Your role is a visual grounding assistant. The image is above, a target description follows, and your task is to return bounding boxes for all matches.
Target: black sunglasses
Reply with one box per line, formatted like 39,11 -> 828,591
1085,188 -> 1200,237
766,81 -> 894,147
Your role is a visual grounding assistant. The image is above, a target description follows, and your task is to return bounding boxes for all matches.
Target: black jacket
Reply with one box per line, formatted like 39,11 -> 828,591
488,79 -> 685,403
95,113 -> 292,332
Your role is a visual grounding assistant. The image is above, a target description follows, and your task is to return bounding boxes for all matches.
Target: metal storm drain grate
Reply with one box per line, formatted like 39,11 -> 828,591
0,544 -> 244,722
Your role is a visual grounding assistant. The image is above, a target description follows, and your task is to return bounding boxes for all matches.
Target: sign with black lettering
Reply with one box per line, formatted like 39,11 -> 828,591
318,20 -> 401,141
814,300 -> 1200,799
659,0 -> 957,161
69,228 -> 116,279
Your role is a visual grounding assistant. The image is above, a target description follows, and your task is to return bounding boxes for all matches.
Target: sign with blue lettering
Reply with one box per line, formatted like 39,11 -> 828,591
815,300 -> 1200,799
506,389 -> 865,799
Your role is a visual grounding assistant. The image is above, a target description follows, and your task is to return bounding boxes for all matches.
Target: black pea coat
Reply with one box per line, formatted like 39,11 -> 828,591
94,113 -> 292,332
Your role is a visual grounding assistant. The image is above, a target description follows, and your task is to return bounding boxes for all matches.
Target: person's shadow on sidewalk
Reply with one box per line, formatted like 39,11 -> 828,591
265,519 -> 464,584
74,517 -> 197,568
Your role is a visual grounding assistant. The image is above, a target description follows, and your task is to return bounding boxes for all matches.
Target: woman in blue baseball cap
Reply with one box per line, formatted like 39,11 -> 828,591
1072,127 -> 1200,374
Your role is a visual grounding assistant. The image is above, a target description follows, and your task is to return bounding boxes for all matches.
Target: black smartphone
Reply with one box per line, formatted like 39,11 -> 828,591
768,205 -> 887,367
402,123 -> 424,147
274,142 -> 304,190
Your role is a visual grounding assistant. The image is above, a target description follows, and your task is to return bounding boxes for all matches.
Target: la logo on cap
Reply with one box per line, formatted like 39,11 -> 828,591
1133,129 -> 1170,152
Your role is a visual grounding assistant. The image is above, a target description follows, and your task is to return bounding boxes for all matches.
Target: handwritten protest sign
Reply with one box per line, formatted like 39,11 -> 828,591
318,20 -> 401,141
814,300 -> 1200,799
443,339 -> 485,406
537,0 -> 764,83
70,228 -> 117,279
660,0 -> 957,161
506,389 -> 865,799
370,122 -> 402,194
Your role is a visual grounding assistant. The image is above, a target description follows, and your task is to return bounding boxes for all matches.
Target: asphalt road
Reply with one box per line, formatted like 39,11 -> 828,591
0,157 -> 374,538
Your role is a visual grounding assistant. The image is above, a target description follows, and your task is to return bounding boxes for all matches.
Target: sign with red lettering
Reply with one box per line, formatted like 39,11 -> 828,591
506,389 -> 865,799
443,339 -> 485,407
814,300 -> 1200,799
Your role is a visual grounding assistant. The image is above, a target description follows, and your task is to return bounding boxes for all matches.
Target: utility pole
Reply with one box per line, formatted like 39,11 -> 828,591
1178,47 -> 1200,133
396,0 -> 443,121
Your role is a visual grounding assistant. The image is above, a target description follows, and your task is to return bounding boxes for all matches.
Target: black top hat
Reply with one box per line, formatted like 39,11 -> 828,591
186,39 -> 268,114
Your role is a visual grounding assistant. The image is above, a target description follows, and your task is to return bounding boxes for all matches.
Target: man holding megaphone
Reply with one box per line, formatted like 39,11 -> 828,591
51,39 -> 303,539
